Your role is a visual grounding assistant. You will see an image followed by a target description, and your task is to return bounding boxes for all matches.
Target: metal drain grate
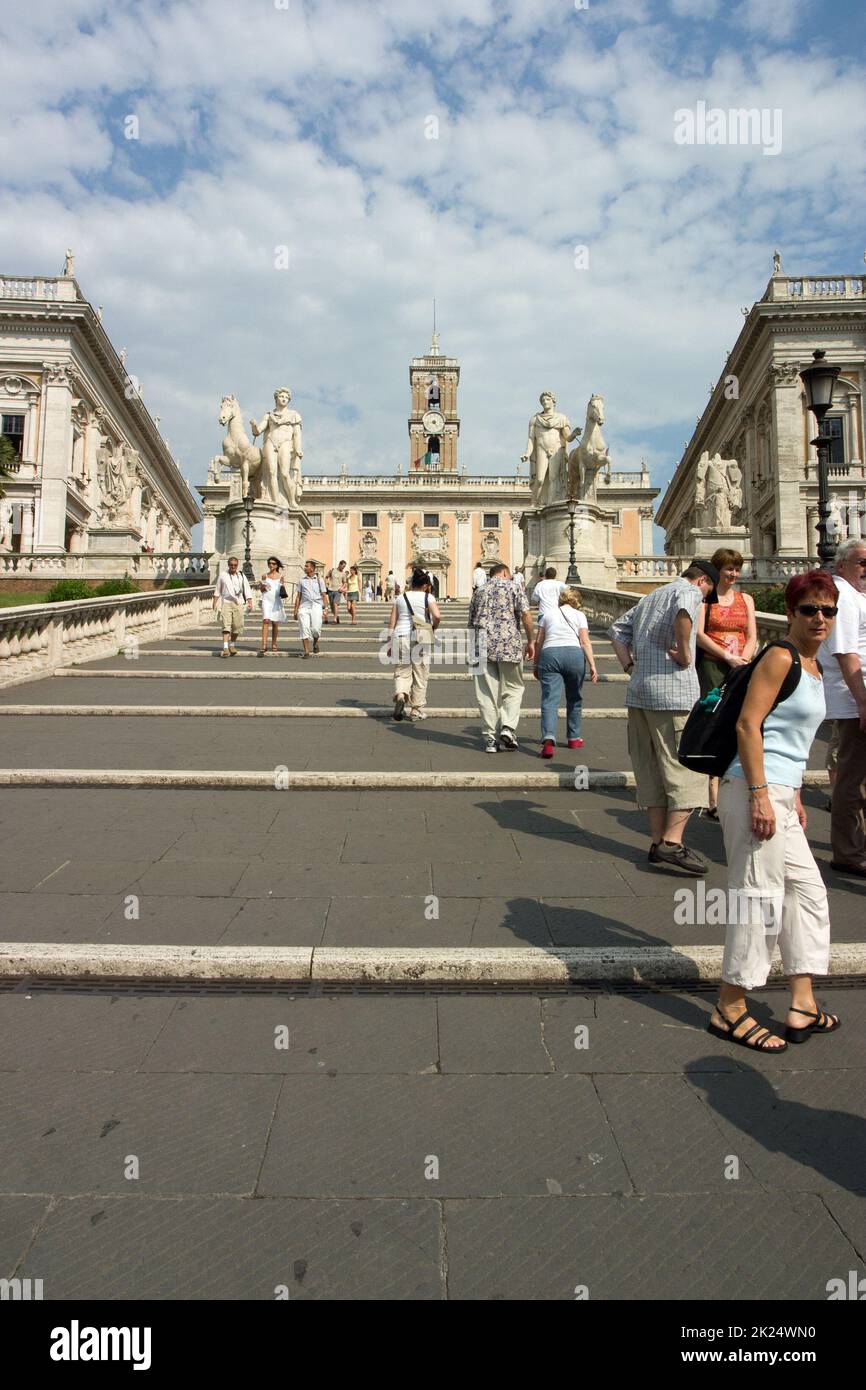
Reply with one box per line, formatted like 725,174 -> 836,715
6,975 -> 863,999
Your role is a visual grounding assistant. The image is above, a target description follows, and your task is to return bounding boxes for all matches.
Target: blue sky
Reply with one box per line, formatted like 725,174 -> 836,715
1,0 -> 864,552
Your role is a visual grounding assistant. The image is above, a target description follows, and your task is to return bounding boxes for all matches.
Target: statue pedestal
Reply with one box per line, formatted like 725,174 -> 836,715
522,499 -> 619,588
219,500 -> 310,584
688,526 -> 751,560
88,528 -> 141,555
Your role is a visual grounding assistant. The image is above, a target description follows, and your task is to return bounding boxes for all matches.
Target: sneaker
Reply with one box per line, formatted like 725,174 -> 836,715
220,649 -> 230,659
567,738 -> 584,749
313,639 -> 320,653
539,739 -> 555,759
393,695 -> 406,722
651,842 -> 709,875
499,728 -> 518,751
483,735 -> 498,754
229,646 -> 239,656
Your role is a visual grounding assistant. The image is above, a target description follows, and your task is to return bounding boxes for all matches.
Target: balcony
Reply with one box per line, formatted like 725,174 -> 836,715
766,275 -> 866,302
0,276 -> 79,302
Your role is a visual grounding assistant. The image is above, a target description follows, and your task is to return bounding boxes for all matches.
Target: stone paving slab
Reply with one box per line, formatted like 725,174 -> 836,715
0,995 -> 175,1073
17,1195 -> 442,1300
0,1071 -> 280,1196
437,996 -> 553,1074
0,1195 -> 50,1278
139,996 -> 439,1075
257,1073 -> 630,1198
444,1192 -> 857,1300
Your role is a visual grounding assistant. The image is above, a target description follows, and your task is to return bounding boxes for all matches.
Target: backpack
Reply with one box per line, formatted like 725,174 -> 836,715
676,640 -> 802,777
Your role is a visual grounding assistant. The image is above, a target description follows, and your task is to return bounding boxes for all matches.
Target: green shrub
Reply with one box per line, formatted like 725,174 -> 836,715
92,577 -> 140,597
43,579 -> 93,604
162,576 -> 189,590
750,585 -> 787,615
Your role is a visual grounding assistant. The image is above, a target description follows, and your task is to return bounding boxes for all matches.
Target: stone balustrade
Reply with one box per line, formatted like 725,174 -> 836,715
1,552 -> 211,580
769,276 -> 866,301
578,582 -> 789,647
0,588 -> 208,689
0,276 -> 78,301
616,555 -> 821,585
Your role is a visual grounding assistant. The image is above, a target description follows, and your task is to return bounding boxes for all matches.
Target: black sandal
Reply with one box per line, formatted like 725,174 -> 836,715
784,1006 -> 841,1044
708,1008 -> 788,1052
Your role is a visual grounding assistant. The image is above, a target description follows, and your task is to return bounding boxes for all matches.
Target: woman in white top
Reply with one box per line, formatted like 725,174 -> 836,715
257,556 -> 286,657
387,568 -> 441,721
532,588 -> 598,757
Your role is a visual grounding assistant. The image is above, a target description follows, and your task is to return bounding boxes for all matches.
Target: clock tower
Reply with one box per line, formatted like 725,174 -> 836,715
408,331 -> 460,473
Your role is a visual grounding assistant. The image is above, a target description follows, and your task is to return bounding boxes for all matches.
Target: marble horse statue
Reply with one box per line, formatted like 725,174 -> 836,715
567,394 -> 611,502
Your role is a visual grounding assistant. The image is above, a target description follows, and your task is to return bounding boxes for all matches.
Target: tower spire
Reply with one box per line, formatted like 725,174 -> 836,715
431,299 -> 439,355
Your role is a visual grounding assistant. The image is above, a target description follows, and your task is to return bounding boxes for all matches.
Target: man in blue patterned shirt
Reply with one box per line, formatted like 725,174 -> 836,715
468,563 -> 535,752
608,560 -> 718,874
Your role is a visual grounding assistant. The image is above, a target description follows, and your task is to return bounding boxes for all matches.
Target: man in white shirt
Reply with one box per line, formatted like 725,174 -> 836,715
294,559 -> 327,659
820,538 -> 866,875
472,562 -> 487,591
213,556 -> 253,657
532,567 -> 566,620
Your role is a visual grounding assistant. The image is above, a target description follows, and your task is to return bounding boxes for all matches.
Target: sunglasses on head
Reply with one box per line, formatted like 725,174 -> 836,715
795,603 -> 837,618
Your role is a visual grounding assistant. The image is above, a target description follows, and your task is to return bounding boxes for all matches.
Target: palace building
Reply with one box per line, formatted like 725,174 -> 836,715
0,255 -> 203,590
657,261 -> 866,581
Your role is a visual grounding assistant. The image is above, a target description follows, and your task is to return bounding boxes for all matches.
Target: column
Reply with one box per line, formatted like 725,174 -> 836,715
38,361 -> 74,552
456,511 -> 471,595
508,511 -> 523,571
388,510 -> 406,579
769,365 -> 808,554
333,510 -> 349,566
639,505 -> 654,555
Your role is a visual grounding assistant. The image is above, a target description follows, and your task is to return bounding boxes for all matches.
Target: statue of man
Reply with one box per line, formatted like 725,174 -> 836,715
250,387 -> 303,507
704,454 -> 731,529
521,391 -> 578,506
725,459 -> 744,524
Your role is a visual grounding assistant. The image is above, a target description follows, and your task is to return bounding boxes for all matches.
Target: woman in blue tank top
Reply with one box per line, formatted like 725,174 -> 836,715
709,571 -> 843,1054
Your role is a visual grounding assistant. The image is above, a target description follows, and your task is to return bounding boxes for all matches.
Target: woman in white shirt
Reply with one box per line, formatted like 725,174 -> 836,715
387,568 -> 441,721
532,588 -> 598,757
257,556 -> 286,657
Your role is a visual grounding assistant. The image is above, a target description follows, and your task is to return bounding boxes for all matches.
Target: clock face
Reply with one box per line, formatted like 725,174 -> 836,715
422,410 -> 445,434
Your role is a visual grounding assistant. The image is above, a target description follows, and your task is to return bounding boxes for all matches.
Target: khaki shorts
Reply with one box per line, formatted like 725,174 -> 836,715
220,602 -> 245,638
627,707 -> 708,811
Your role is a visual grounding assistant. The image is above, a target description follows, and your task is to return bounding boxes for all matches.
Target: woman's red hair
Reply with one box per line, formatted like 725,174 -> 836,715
785,570 -> 838,610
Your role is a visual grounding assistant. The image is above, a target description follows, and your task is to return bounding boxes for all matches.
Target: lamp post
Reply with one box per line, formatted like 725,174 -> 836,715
565,497 -> 581,585
241,492 -> 255,581
799,348 -> 841,570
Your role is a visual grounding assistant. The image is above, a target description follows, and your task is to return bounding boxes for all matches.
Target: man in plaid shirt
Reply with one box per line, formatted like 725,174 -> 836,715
608,560 -> 718,875
469,563 -> 535,752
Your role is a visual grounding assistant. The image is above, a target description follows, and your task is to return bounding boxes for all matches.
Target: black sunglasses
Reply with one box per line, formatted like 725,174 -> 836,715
795,604 -> 837,618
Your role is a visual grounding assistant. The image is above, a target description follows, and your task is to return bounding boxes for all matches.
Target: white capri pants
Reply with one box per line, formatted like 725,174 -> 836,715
717,776 -> 830,990
297,604 -> 323,642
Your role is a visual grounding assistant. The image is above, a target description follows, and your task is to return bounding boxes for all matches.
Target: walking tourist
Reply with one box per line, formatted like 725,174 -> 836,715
533,588 -> 598,757
708,571 -> 842,1053
609,560 -> 718,873
325,560 -> 348,623
695,548 -> 757,818
346,564 -> 361,624
531,567 -> 566,621
364,579 -> 374,603
384,570 -> 396,601
819,538 -> 866,877
472,560 -> 487,591
513,567 -> 526,594
387,567 -> 441,721
213,556 -> 253,658
257,556 -> 287,657
468,562 -> 534,753
294,559 -> 327,659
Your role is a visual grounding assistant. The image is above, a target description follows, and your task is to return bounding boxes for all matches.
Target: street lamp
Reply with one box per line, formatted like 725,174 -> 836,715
241,492 -> 255,581
800,348 -> 841,570
566,498 -> 581,585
